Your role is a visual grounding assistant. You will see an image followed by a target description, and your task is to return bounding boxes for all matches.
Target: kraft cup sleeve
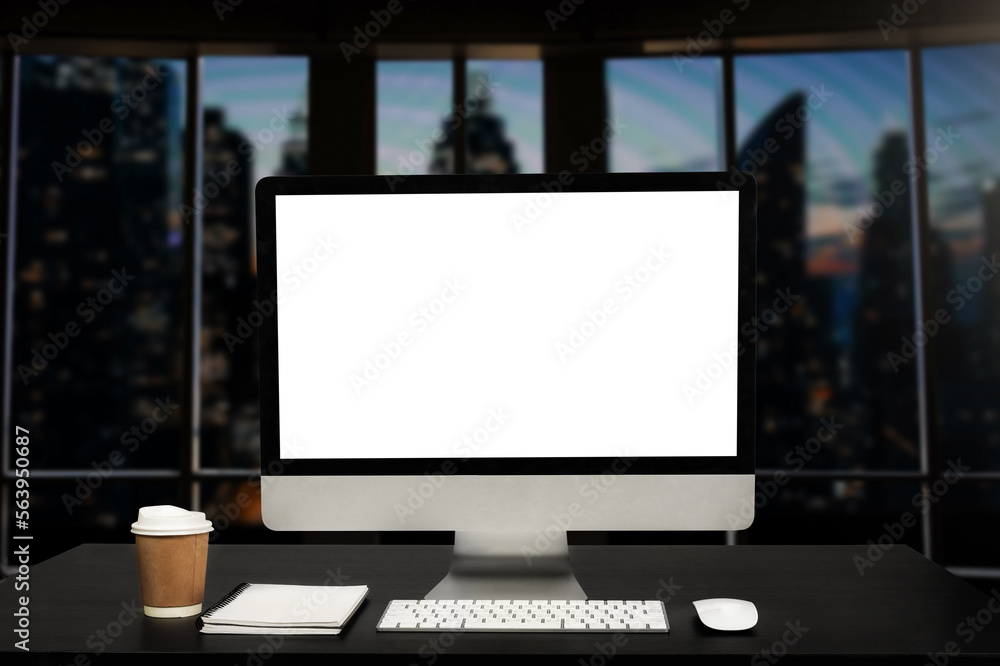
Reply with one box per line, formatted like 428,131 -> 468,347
135,532 -> 209,608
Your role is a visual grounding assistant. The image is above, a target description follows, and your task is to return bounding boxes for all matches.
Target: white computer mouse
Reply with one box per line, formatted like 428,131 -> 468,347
692,598 -> 758,631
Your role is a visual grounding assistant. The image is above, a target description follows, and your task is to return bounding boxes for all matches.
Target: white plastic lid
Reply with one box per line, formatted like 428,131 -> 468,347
131,505 -> 213,536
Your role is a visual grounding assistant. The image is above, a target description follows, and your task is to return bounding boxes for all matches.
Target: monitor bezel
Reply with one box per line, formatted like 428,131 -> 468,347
256,172 -> 755,476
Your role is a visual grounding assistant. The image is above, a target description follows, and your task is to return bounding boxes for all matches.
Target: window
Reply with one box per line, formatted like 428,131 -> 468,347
606,57 -> 723,172
736,51 -> 918,472
376,61 -> 453,175
14,55 -> 188,468
3,38 -> 999,581
198,57 -> 308,540
733,51 -> 924,547
465,60 -> 543,173
9,56 -> 188,562
922,44 -> 1000,570
199,57 -> 309,471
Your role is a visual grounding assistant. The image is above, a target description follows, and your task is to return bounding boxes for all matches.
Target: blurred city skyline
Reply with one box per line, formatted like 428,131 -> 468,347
4,46 -> 998,568
376,60 -> 543,175
202,57 -> 309,189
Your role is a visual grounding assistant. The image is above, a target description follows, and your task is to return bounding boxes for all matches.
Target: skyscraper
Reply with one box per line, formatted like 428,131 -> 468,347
200,108 -> 256,469
14,56 -> 183,471
11,56 -> 185,561
736,93 -> 808,467
851,131 -> 919,470
430,70 -> 519,175
199,101 -> 309,470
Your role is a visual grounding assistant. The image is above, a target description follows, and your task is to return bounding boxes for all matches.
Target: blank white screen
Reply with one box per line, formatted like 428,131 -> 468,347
276,190 -> 740,459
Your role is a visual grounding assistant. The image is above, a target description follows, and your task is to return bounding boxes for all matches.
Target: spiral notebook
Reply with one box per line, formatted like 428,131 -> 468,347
197,582 -> 369,635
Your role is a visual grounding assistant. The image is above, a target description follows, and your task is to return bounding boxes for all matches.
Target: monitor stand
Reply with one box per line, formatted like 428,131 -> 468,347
424,531 -> 588,600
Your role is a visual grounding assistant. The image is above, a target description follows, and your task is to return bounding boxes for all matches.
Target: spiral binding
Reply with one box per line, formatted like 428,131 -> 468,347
195,582 -> 252,628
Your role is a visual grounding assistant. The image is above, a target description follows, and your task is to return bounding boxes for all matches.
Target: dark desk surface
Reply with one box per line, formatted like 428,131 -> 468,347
3,543 -> 1000,664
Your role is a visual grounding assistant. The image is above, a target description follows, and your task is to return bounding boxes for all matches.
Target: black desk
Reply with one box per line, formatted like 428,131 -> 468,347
3,544 -> 1000,664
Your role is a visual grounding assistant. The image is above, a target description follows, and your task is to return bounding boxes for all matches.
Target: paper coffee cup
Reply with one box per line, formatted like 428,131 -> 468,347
132,505 -> 213,618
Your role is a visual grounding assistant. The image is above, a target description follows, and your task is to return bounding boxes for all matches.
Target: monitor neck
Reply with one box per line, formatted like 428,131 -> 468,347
423,531 -> 588,600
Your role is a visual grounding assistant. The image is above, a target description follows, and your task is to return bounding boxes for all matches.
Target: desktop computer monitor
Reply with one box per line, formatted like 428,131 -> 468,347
255,172 -> 756,599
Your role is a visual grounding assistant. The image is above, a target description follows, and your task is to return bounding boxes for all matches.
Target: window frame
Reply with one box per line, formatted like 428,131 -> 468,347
2,30 -> 999,579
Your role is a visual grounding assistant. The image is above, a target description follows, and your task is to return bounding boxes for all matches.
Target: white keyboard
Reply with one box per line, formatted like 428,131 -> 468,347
376,599 -> 669,632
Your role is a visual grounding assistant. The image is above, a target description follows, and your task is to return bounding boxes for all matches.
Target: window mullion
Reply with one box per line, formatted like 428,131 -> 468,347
906,46 -> 942,563
181,53 -> 204,508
